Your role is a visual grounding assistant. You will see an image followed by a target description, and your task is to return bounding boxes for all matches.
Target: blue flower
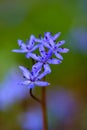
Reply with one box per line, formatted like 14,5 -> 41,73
12,35 -> 40,58
39,32 -> 69,60
12,32 -> 69,88
27,45 -> 62,65
19,66 -> 50,88
27,45 -> 61,78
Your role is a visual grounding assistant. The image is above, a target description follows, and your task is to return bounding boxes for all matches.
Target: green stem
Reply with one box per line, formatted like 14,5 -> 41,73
41,77 -> 48,130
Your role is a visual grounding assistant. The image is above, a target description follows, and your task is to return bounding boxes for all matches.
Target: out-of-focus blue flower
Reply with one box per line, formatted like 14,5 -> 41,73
12,35 -> 40,58
0,69 -> 27,110
19,65 -> 50,88
19,108 -> 42,130
70,27 -> 87,53
47,88 -> 78,122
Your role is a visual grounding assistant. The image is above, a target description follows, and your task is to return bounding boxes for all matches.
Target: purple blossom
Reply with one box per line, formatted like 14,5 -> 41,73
38,32 -> 69,60
12,32 -> 69,88
27,45 -> 62,65
26,44 -> 61,80
19,65 -> 50,88
12,35 -> 40,58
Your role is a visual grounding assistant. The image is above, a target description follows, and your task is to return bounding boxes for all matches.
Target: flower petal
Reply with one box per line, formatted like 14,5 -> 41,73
26,52 -> 32,58
56,40 -> 65,47
19,66 -> 31,79
32,62 -> 42,75
31,44 -> 40,51
48,58 -> 62,64
34,38 -> 42,43
44,64 -> 51,73
27,35 -> 35,47
39,45 -> 46,57
44,32 -> 51,39
27,53 -> 41,61
12,40 -> 27,53
35,81 -> 50,86
58,48 -> 69,53
28,83 -> 35,89
52,32 -> 61,41
54,52 -> 63,60
36,72 -> 46,80
12,49 -> 27,53
45,49 -> 52,59
37,64 -> 51,80
42,41 -> 51,48
18,40 -> 26,50
44,32 -> 55,47
49,39 -> 55,47
20,80 -> 31,85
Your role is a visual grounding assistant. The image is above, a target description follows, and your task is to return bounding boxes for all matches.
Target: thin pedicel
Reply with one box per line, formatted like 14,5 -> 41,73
29,88 -> 41,103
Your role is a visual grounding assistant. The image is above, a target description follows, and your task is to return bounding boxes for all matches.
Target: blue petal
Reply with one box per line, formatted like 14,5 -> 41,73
18,40 -> 26,50
28,83 -> 35,89
58,48 -> 69,53
32,62 -> 42,75
27,35 -> 35,47
46,49 -> 53,59
20,80 -> 31,85
54,52 -> 63,60
56,40 -> 65,47
39,45 -> 46,57
44,64 -> 51,73
36,72 -> 46,80
48,58 -> 62,64
52,32 -> 61,41
32,62 -> 42,70
49,39 -> 55,47
42,41 -> 51,48
26,52 -> 32,58
35,81 -> 50,86
31,44 -> 40,51
19,66 -> 31,79
34,39 -> 42,43
37,64 -> 51,80
12,49 -> 27,53
44,32 -> 51,39
44,32 -> 55,47
28,53 -> 41,61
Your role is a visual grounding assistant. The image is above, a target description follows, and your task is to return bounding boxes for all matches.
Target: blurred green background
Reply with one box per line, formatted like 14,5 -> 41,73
0,0 -> 87,130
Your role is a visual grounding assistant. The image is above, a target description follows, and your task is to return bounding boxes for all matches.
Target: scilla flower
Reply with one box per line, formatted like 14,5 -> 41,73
19,65 -> 50,89
38,32 -> 69,60
12,32 -> 69,88
27,45 -> 62,65
12,35 -> 40,58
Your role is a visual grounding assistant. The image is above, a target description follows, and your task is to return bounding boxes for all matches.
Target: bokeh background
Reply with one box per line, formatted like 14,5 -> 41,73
0,0 -> 87,130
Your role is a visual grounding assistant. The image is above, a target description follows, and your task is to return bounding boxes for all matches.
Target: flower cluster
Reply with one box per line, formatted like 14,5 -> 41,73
12,32 -> 69,88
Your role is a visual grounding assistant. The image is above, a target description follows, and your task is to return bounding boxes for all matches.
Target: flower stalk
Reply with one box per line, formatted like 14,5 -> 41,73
41,77 -> 48,130
30,88 -> 41,103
